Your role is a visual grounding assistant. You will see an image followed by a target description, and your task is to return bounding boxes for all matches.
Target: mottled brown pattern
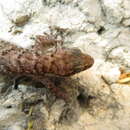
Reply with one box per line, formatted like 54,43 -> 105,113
0,35 -> 94,99
36,34 -> 62,47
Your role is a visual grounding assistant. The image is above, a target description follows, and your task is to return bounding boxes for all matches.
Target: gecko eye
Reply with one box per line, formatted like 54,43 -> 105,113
71,48 -> 82,56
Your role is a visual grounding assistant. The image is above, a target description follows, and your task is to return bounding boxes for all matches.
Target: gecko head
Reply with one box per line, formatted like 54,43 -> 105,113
68,48 -> 94,74
52,48 -> 94,76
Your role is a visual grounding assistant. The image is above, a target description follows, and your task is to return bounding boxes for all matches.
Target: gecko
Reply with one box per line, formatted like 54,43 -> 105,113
0,35 -> 94,99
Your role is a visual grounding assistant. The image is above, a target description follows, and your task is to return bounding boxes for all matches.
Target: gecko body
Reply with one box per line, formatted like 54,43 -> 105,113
0,35 -> 94,99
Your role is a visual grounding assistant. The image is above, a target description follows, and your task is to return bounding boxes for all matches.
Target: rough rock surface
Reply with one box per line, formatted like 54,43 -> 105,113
0,0 -> 130,130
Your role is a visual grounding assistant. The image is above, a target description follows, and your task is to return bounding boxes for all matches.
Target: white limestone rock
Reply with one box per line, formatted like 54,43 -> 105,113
0,0 -> 43,48
108,46 -> 130,67
8,125 -> 24,130
101,0 -> 123,24
122,0 -> 130,26
111,84 -> 130,106
49,100 -> 65,122
78,0 -> 104,29
99,62 -> 121,84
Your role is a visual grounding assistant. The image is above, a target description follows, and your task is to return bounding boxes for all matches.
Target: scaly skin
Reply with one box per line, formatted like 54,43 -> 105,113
0,36 -> 94,99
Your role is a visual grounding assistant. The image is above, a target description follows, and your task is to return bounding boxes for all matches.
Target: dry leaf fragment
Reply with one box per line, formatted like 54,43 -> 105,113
117,72 -> 130,85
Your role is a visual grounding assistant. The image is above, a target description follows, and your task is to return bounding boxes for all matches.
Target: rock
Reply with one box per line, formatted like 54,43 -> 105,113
107,46 -> 130,67
8,125 -> 25,130
0,106 -> 26,129
40,106 -> 49,120
0,0 -> 43,48
101,0 -> 123,24
49,100 -> 65,122
111,84 -> 130,106
99,62 -> 121,84
122,0 -> 130,26
78,0 -> 103,28
0,0 -> 42,21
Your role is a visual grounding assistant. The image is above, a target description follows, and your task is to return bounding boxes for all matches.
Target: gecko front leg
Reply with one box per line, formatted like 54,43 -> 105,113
31,76 -> 68,101
32,33 -> 63,53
